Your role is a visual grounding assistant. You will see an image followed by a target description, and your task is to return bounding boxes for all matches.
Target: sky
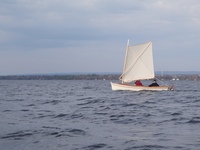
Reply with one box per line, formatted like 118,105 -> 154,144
0,0 -> 200,75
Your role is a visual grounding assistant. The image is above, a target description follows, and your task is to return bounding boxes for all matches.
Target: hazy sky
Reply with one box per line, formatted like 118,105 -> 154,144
0,0 -> 200,75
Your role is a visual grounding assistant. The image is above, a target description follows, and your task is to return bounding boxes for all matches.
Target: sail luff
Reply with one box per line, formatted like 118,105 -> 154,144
120,39 -> 129,83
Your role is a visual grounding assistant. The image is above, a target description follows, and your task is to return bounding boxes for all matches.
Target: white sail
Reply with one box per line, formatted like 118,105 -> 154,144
120,42 -> 155,82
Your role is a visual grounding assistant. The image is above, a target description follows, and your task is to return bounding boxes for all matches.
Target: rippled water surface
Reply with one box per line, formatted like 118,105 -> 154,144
1,80 -> 200,150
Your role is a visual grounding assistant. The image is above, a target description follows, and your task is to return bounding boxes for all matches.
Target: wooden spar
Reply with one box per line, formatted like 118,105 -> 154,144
121,39 -> 129,83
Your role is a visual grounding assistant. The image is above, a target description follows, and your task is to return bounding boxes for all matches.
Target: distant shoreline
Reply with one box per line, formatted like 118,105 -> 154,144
0,73 -> 199,80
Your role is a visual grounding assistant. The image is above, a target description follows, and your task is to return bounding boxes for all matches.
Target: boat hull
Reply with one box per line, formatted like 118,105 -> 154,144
111,82 -> 173,91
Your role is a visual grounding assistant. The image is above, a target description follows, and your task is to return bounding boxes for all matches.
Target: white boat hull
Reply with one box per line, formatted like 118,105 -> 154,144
111,82 -> 173,91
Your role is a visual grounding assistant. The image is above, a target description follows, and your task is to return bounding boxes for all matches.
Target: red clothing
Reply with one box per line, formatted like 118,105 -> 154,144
135,80 -> 143,86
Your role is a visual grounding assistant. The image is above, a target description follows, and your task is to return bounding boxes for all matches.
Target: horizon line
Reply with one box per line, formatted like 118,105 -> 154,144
1,71 -> 200,76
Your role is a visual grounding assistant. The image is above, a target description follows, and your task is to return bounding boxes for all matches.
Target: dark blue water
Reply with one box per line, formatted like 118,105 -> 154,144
0,80 -> 200,150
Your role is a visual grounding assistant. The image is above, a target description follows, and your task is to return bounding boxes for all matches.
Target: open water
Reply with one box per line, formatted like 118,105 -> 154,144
0,80 -> 200,150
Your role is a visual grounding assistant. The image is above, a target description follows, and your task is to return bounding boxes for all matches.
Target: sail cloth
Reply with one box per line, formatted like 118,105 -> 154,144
120,42 -> 155,83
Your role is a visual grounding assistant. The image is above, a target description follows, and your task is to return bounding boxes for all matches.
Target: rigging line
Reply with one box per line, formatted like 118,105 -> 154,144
155,77 -> 168,86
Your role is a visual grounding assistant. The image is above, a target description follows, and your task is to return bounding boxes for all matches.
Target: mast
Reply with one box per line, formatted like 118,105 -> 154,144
121,39 -> 129,83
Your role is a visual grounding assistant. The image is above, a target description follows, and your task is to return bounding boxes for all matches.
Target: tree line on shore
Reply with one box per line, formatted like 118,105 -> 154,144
0,74 -> 200,80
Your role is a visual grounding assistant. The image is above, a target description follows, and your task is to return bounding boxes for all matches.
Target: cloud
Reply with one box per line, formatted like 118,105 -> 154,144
0,0 -> 200,74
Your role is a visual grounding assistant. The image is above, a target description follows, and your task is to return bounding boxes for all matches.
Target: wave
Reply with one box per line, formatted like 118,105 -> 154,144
83,143 -> 107,150
1,130 -> 36,140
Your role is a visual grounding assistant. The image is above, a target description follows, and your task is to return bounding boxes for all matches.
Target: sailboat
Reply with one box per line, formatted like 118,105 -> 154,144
111,40 -> 174,91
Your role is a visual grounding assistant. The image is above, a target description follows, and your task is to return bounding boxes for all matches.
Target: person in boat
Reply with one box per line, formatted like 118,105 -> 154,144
149,79 -> 159,87
135,80 -> 143,86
